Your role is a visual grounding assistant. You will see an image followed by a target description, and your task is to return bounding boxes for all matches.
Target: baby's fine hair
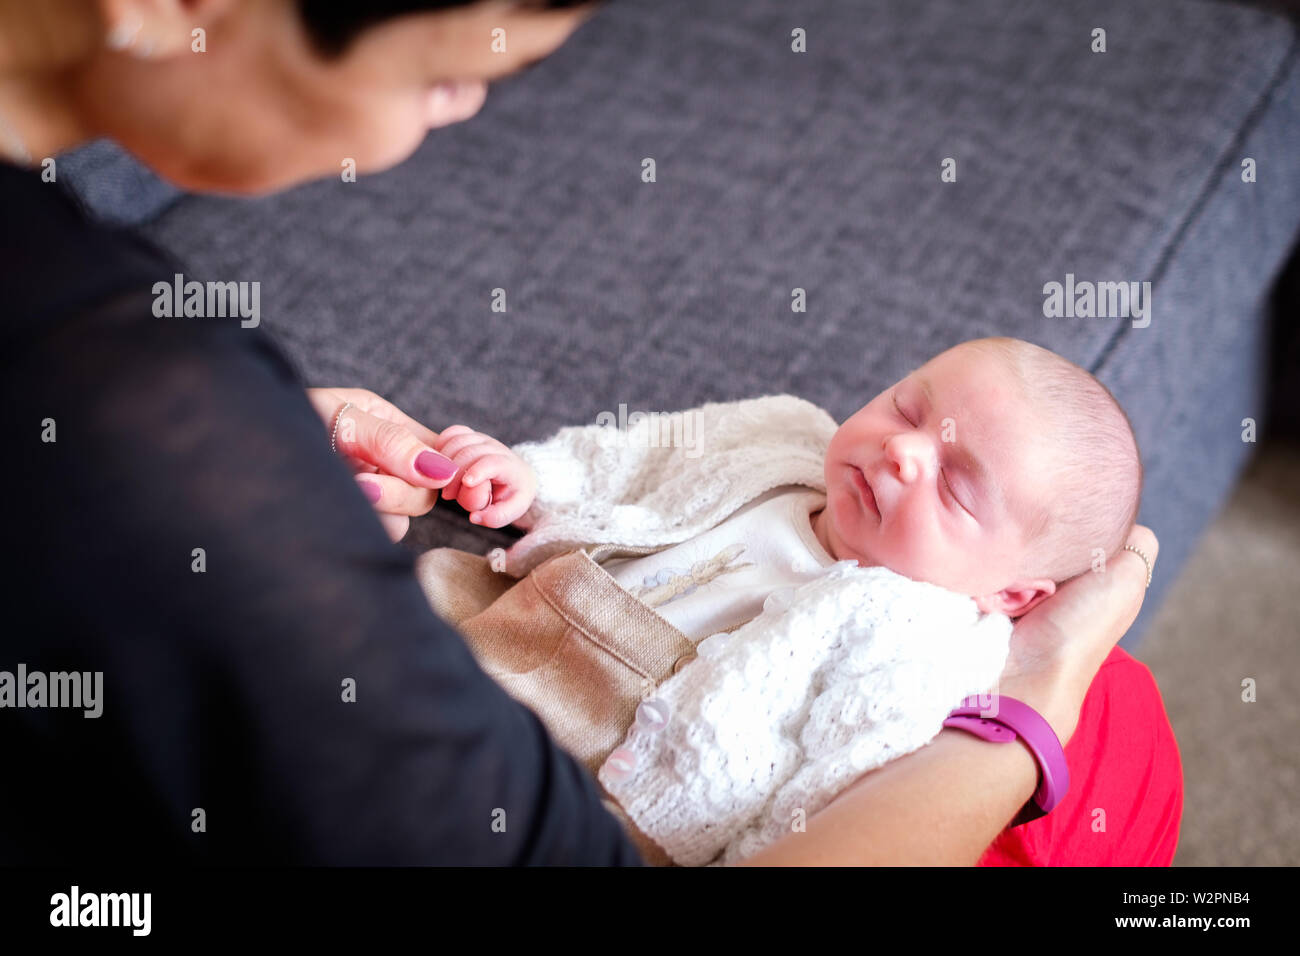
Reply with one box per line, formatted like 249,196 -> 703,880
963,337 -> 1144,585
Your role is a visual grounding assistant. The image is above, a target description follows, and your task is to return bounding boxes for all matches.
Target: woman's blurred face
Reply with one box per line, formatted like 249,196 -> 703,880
70,0 -> 599,193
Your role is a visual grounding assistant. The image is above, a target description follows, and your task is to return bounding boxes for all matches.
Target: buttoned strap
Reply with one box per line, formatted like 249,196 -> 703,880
529,549 -> 698,686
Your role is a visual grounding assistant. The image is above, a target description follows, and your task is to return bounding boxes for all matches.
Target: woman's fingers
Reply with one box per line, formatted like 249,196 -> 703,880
1104,524 -> 1159,635
999,525 -> 1160,742
436,429 -> 509,501
309,390 -> 526,533
308,388 -> 461,539
354,474 -> 438,517
373,400 -> 443,449
308,387 -> 443,450
438,438 -> 496,497
1121,524 -> 1159,582
377,512 -> 410,544
1128,524 -> 1159,559
334,404 -> 459,489
1019,525 -> 1158,645
1083,524 -> 1160,640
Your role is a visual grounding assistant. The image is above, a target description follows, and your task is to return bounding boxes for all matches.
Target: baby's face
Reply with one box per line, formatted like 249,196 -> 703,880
815,345 -> 1056,614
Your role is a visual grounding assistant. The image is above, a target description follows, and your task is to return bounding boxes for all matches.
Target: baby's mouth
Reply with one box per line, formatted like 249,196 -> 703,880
851,466 -> 880,520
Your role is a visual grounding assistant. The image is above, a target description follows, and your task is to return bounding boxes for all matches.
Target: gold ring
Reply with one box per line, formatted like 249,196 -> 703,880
331,401 -> 354,455
1122,544 -> 1153,589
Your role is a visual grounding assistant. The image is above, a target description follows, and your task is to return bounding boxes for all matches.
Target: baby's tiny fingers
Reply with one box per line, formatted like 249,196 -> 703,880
439,433 -> 500,460
471,488 -> 529,529
442,445 -> 492,500
434,424 -> 475,453
442,445 -> 486,499
457,480 -> 493,515
440,472 -> 464,502
461,453 -> 516,490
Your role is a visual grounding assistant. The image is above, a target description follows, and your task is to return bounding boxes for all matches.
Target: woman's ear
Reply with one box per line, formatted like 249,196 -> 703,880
974,579 -> 1056,617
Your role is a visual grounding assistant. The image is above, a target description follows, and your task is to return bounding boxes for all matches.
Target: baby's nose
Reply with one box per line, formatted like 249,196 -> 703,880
888,434 -> 936,483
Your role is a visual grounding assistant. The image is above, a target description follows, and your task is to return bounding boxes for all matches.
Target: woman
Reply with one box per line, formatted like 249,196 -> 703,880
0,0 -> 1158,865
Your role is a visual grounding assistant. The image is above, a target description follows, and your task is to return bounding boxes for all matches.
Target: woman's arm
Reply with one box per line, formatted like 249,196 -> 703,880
740,528 -> 1157,866
742,729 -> 1039,866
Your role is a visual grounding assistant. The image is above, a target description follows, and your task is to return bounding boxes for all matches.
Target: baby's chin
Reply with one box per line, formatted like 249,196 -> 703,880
825,495 -> 877,568
828,502 -> 988,601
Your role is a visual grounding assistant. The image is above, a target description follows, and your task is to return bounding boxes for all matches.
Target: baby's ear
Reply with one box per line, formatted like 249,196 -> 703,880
975,580 -> 1056,617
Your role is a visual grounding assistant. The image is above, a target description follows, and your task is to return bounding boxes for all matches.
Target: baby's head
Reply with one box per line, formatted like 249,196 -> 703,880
812,337 -> 1142,617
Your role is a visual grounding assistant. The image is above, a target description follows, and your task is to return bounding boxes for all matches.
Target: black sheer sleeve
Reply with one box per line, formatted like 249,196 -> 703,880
0,163 -> 642,865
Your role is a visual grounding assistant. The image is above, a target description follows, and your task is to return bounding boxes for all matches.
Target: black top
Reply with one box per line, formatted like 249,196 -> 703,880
0,162 -> 643,865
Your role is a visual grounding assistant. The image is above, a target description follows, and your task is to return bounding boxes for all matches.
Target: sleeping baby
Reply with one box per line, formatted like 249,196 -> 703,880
414,336 -> 1143,865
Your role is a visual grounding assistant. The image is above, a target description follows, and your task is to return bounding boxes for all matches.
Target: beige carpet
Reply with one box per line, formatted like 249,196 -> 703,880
1136,437 -> 1300,865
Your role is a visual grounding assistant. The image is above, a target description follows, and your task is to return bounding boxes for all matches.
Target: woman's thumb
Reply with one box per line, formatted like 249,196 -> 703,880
335,405 -> 459,488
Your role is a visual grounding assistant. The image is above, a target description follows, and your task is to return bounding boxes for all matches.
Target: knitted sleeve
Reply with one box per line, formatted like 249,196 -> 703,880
502,395 -> 837,576
597,563 -> 1014,866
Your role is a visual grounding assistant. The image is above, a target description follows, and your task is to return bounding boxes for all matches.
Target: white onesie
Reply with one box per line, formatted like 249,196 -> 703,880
601,486 -> 835,641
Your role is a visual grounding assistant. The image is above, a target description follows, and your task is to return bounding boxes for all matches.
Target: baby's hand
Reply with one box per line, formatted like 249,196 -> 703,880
433,425 -> 537,528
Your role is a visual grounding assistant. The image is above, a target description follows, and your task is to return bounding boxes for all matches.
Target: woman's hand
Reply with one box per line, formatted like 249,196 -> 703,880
996,525 -> 1159,745
738,525 -> 1160,866
307,387 -> 460,542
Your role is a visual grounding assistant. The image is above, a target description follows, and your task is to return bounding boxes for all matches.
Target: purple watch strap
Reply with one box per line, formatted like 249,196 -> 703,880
942,695 -> 1070,824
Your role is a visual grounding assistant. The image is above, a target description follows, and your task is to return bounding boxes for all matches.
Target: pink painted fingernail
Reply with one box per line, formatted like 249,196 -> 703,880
358,480 -> 382,503
415,450 -> 457,480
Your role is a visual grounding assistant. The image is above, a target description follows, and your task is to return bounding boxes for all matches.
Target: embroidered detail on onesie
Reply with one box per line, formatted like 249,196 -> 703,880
629,543 -> 753,608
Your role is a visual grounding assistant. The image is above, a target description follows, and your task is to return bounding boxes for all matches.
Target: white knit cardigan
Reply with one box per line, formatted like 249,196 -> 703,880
500,395 -> 1013,866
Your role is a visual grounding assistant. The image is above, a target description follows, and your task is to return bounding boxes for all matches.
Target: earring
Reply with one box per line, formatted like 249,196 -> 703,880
106,13 -> 152,55
106,15 -> 144,51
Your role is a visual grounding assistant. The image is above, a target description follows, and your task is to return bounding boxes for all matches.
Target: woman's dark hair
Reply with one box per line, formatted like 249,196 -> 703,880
297,0 -> 601,57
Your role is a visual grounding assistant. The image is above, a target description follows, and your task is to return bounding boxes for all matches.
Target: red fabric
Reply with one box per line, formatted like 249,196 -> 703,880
976,645 -> 1183,866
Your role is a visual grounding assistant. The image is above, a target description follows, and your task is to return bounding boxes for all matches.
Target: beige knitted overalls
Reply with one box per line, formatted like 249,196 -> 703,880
415,544 -> 711,867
